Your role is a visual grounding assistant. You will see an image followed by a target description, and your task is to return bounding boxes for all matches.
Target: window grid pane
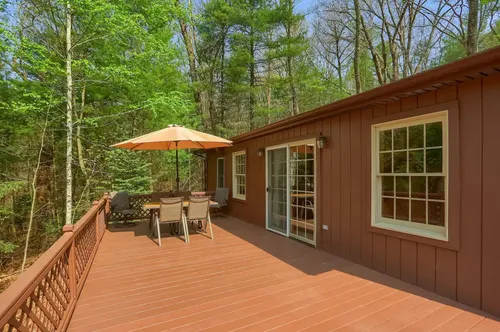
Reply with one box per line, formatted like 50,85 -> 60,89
376,118 -> 445,230
233,152 -> 246,199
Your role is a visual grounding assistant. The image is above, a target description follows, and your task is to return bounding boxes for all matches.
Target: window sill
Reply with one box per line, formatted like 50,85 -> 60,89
231,197 -> 247,204
367,221 -> 458,251
373,220 -> 447,241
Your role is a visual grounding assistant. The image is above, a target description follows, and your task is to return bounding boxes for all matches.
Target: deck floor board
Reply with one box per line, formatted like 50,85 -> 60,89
68,217 -> 500,332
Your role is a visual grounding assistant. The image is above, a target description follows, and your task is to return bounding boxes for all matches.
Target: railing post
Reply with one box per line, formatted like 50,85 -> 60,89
104,193 -> 110,225
93,200 -> 99,239
63,224 -> 77,300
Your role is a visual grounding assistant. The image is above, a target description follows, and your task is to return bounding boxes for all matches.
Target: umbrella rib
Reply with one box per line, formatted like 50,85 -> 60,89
193,141 -> 206,149
130,143 -> 142,151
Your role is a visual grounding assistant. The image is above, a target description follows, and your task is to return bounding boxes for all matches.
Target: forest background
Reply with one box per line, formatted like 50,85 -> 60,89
0,0 -> 499,289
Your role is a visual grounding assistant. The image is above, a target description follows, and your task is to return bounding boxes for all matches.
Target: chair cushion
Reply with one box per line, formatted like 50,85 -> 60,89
111,192 -> 131,212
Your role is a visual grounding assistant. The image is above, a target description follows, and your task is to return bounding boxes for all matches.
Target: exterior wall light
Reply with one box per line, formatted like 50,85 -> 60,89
317,134 -> 327,149
258,148 -> 265,157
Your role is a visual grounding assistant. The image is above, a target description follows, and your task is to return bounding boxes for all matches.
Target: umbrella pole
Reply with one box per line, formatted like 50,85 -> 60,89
175,141 -> 180,191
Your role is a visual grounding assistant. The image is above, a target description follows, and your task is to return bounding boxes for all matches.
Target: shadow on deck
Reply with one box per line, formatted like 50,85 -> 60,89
68,217 -> 500,332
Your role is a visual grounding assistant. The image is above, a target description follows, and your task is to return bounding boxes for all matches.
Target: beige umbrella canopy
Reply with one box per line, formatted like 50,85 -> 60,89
111,124 -> 232,150
112,124 -> 232,190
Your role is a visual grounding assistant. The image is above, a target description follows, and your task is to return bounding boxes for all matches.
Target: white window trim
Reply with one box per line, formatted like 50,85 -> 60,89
371,110 -> 449,241
232,150 -> 246,200
216,157 -> 225,188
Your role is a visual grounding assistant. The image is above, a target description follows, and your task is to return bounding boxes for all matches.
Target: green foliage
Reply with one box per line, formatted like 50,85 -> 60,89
347,49 -> 376,91
0,182 -> 25,219
0,0 -> 197,278
0,240 -> 17,254
104,149 -> 153,194
0,182 -> 24,201
440,20 -> 500,64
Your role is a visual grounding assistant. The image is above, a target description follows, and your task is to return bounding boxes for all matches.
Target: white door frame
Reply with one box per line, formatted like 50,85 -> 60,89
265,139 -> 317,246
265,144 -> 290,237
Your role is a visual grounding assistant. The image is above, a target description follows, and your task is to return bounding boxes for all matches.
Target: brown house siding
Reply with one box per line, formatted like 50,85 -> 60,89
207,74 -> 500,317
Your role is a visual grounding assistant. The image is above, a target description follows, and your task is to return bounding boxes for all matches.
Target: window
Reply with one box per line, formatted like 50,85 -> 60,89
217,157 -> 225,188
232,151 -> 246,200
372,111 -> 448,240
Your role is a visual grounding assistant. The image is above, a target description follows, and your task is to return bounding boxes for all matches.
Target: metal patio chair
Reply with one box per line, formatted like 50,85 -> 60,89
212,188 -> 229,219
155,197 -> 189,246
186,196 -> 213,239
110,192 -> 139,227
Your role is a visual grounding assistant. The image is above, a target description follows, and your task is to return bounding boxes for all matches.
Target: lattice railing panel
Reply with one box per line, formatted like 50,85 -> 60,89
109,194 -> 151,221
2,249 -> 71,332
1,198 -> 108,332
75,219 -> 97,285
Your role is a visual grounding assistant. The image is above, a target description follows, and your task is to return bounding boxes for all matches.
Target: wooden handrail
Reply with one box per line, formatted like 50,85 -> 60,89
0,195 -> 109,331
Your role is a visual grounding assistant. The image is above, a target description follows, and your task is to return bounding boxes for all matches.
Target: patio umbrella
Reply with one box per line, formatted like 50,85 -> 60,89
111,124 -> 232,191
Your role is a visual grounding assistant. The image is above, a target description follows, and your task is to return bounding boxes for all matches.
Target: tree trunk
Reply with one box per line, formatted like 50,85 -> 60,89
360,15 -> 385,86
65,1 -> 73,225
334,37 -> 343,91
353,0 -> 362,93
76,84 -> 90,202
249,29 -> 256,129
22,114 -> 49,272
266,54 -> 272,124
467,0 -> 479,55
208,69 -> 217,133
285,0 -> 299,115
220,39 -> 226,126
176,0 -> 203,122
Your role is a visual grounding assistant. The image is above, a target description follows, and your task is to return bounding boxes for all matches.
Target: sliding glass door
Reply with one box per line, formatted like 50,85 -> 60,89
266,140 -> 316,245
266,147 -> 288,235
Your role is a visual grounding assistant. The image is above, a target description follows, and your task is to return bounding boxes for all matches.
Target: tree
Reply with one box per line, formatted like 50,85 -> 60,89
65,1 -> 73,225
353,0 -> 361,93
0,0 -> 194,283
271,0 -> 309,115
419,0 -> 499,57
104,150 -> 153,194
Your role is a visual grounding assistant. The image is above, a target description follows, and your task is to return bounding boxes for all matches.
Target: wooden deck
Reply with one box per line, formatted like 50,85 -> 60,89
68,217 -> 500,332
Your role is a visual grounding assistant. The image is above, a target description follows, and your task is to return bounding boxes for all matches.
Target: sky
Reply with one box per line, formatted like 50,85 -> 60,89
295,0 -> 320,28
296,0 -> 317,16
296,0 -> 312,11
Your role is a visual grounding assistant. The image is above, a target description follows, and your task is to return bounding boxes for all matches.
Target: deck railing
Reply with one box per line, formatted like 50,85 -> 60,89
0,196 -> 109,332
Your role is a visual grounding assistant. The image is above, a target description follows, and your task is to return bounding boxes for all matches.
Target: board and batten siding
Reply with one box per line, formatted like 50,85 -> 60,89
207,74 -> 500,317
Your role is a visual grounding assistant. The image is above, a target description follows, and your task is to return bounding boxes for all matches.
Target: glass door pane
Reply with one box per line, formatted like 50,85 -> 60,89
267,147 -> 288,235
217,158 -> 224,188
289,143 -> 315,243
